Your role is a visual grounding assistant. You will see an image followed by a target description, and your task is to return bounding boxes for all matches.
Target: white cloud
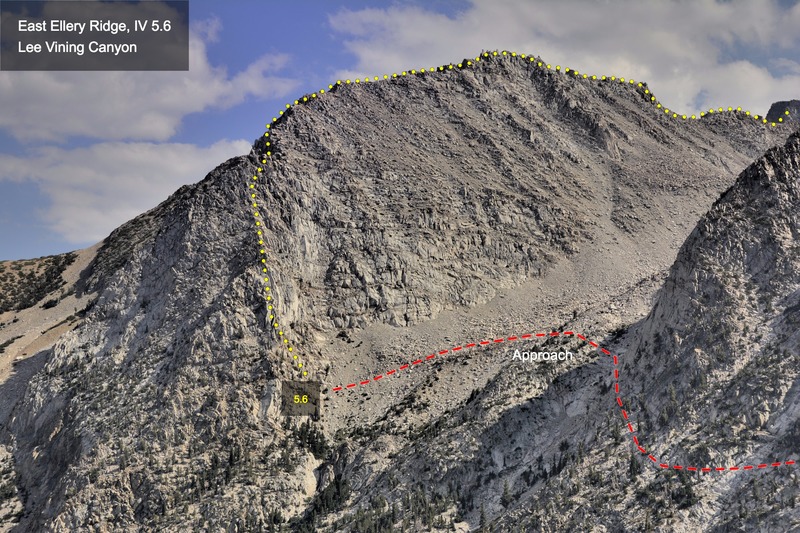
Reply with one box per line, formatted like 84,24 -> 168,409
0,139 -> 251,244
328,0 -> 800,116
0,18 -> 299,142
193,14 -> 223,43
770,57 -> 800,76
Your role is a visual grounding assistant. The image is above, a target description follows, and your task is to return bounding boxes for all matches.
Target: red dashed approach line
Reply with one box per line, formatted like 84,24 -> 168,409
330,329 -> 797,474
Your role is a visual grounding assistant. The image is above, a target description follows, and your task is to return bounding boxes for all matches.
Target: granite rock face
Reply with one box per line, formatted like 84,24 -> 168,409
488,130 -> 800,532
766,99 -> 800,125
1,53 -> 798,531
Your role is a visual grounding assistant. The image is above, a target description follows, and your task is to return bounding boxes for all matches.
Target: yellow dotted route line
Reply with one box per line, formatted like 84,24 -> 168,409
248,151 -> 307,378
263,49 -> 790,127
252,49 -> 791,382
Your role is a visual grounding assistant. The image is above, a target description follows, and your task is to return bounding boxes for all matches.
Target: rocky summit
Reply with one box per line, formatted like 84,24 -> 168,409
0,52 -> 798,532
767,99 -> 800,125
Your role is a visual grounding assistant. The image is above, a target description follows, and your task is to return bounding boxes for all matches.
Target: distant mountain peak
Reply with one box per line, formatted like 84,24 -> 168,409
766,99 -> 800,123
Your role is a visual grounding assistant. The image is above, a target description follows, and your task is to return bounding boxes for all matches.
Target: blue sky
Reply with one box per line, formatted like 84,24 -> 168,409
0,0 -> 798,260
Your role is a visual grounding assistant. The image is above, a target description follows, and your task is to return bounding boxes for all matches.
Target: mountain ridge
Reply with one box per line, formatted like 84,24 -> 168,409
0,51 -> 798,531
490,127 -> 800,532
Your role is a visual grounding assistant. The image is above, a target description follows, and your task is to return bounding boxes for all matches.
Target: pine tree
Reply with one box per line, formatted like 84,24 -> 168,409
501,480 -> 512,507
628,451 -> 641,480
